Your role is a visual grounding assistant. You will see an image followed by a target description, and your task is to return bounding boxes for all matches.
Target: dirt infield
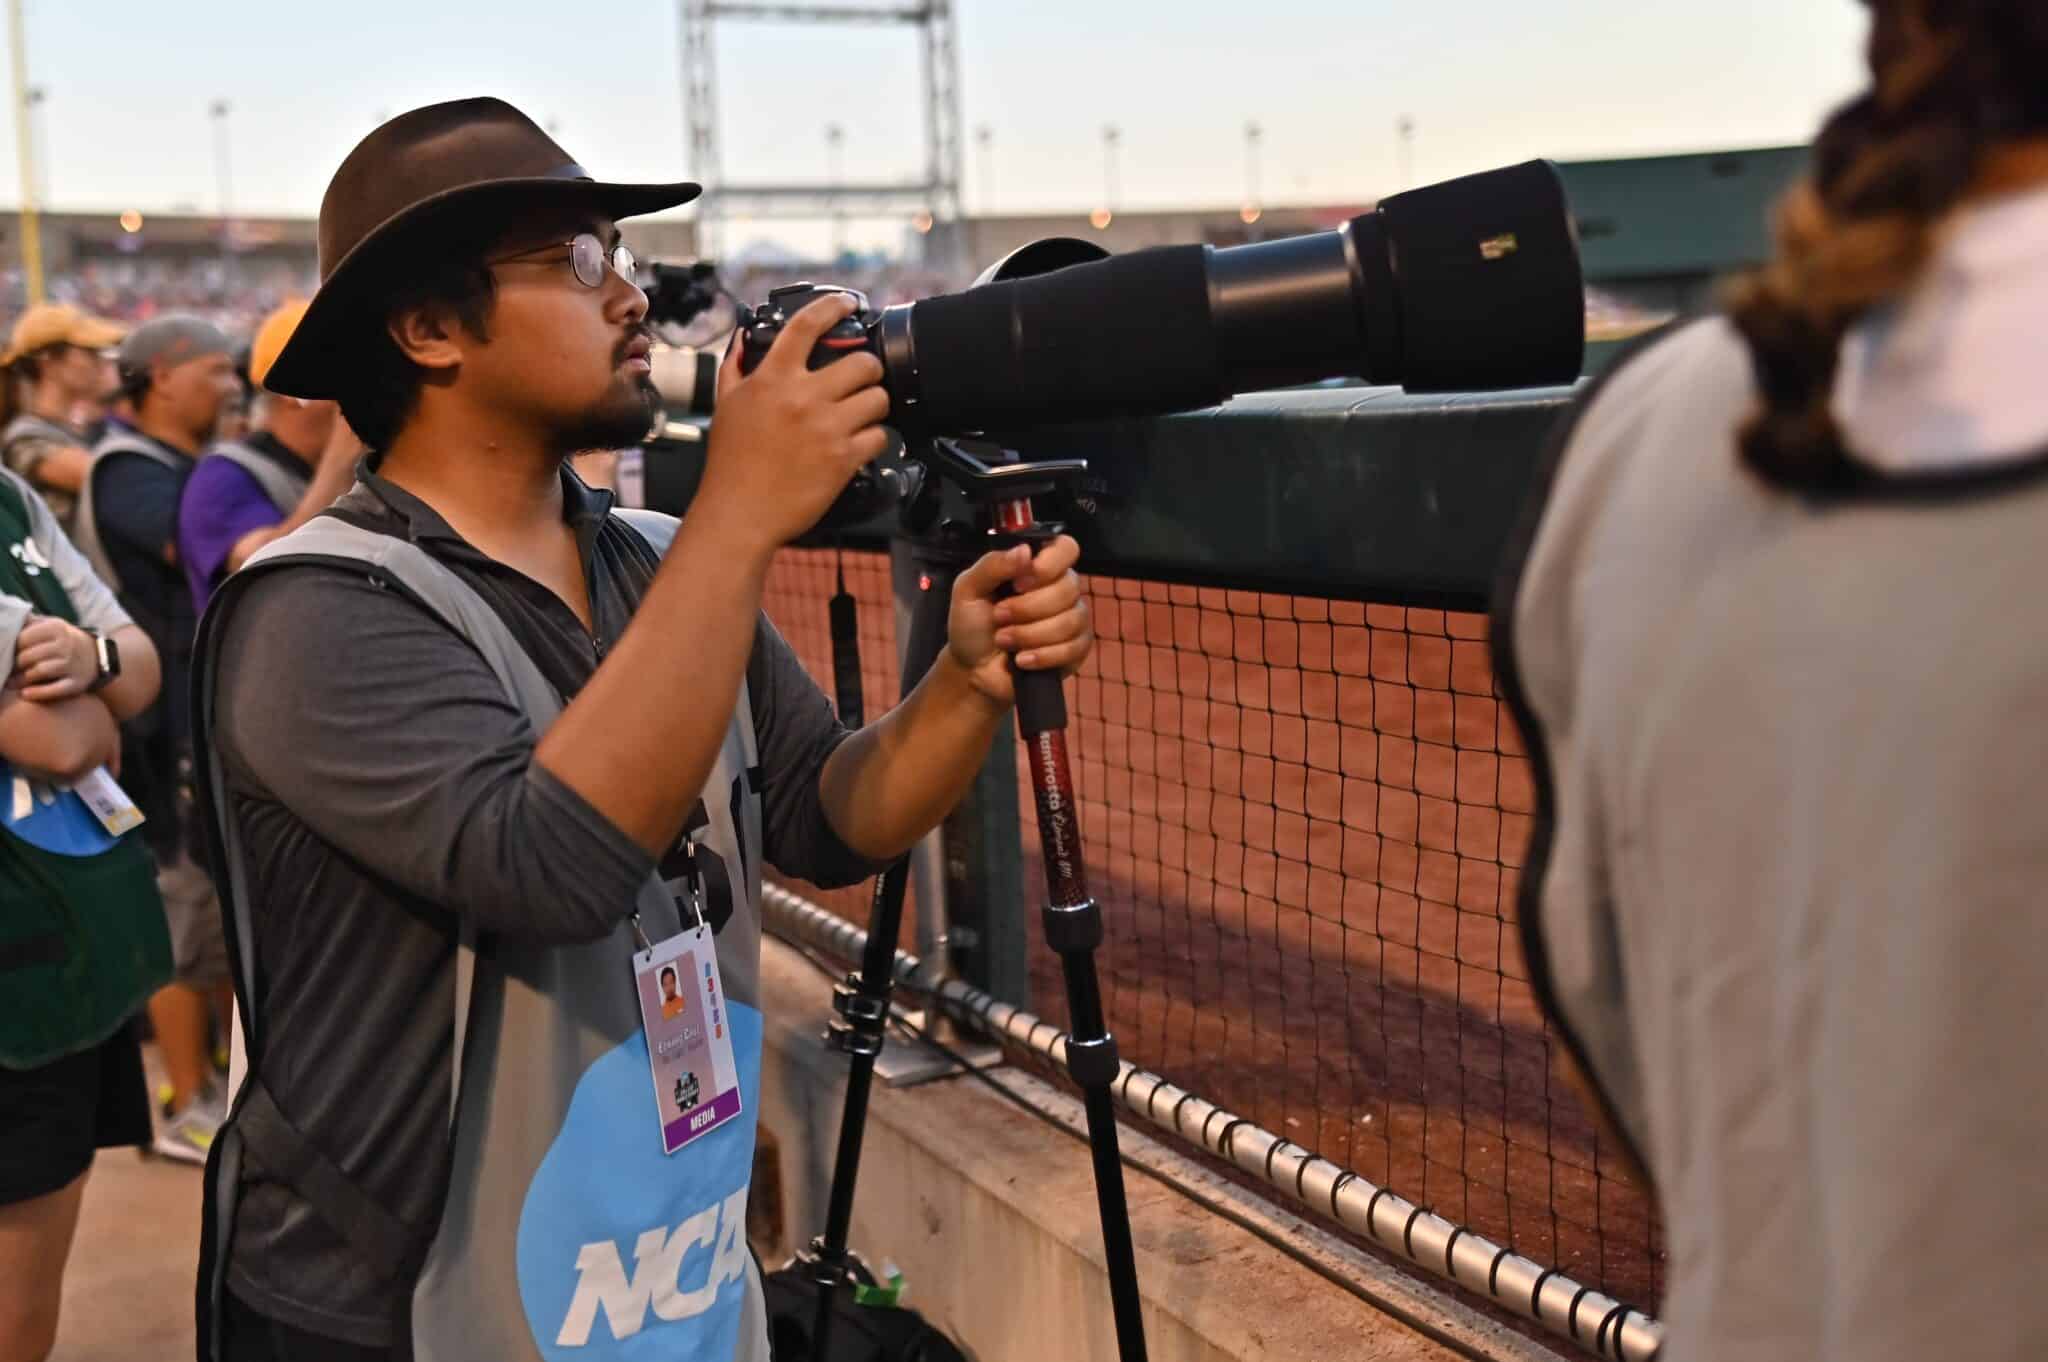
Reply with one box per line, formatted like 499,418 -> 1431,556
764,549 -> 1665,1311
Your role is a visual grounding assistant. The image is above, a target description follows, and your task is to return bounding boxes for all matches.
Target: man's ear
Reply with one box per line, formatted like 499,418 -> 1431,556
387,303 -> 467,378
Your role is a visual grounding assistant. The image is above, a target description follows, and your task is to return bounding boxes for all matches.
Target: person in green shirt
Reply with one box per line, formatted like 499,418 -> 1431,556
0,462 -> 165,1362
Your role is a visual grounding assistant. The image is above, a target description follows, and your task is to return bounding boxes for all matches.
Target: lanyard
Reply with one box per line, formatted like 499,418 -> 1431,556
632,839 -> 709,954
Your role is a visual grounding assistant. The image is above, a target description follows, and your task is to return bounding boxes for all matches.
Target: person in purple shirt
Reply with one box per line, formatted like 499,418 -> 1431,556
178,301 -> 360,611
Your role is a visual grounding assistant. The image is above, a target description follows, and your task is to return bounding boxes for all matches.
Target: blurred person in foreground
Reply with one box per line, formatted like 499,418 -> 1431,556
75,317 -> 242,1164
177,301 -> 362,611
0,456 -> 166,1360
0,305 -> 124,534
191,98 -> 1092,1361
1494,3 -> 2048,1358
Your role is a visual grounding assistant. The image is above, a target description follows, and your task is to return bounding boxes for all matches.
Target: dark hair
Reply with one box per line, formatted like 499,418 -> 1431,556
1727,0 -> 2048,489
0,358 -> 24,431
335,234 -> 499,449
659,966 -> 678,987
7,345 -> 58,385
0,345 -> 70,429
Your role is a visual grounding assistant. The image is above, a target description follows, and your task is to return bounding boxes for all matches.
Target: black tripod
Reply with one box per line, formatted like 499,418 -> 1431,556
801,438 -> 1149,1362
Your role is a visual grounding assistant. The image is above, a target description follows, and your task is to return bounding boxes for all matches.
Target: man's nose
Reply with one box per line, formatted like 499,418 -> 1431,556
606,271 -> 649,326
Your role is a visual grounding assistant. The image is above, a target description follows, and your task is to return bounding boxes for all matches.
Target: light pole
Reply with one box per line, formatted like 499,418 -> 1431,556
1396,114 -> 1416,190
975,123 -> 992,216
1092,123 -> 1119,230
210,99 -> 235,288
210,99 -> 233,217
27,85 -> 46,207
1242,120 -> 1263,231
8,0 -> 44,303
825,121 -> 845,261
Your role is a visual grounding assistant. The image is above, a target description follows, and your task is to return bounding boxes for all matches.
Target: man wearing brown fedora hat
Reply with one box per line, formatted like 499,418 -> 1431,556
191,98 -> 1092,1362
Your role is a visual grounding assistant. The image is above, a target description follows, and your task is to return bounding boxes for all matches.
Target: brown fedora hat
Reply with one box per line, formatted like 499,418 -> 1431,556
264,97 -> 699,399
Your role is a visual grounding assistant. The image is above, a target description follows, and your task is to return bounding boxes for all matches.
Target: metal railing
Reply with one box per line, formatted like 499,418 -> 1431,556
764,884 -> 1664,1362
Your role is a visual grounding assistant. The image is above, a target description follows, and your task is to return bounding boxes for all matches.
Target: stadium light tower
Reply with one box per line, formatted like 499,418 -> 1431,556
679,0 -> 965,268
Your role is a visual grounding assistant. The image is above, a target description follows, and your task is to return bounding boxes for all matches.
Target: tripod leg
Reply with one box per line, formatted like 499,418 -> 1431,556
808,559 -> 958,1362
1019,673 -> 1151,1362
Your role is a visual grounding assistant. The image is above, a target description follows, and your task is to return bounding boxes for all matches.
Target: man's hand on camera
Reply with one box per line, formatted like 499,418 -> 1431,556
696,294 -> 890,555
947,536 -> 1094,706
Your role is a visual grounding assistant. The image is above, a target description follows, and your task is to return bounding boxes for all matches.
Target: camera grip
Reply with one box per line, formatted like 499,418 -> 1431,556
1013,666 -> 1067,738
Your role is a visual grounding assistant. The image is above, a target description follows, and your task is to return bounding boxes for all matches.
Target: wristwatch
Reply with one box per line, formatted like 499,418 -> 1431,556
87,630 -> 121,692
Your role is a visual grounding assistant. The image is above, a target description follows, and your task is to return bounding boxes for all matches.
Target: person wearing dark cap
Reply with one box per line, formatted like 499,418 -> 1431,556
0,304 -> 124,534
76,315 -> 240,1167
191,98 -> 1092,1362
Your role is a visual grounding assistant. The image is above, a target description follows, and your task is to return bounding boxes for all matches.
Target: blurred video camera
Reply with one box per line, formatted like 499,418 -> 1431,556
642,260 -> 724,331
637,260 -> 732,420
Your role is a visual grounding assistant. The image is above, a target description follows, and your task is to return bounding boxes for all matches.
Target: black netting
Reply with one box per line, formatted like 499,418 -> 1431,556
764,548 -> 1663,1310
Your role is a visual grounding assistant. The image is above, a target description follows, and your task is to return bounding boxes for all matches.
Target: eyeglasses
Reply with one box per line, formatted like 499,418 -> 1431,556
490,232 -> 638,290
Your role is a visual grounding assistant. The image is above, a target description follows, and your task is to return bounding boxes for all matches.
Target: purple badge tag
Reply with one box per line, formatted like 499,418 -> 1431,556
635,925 -> 743,1155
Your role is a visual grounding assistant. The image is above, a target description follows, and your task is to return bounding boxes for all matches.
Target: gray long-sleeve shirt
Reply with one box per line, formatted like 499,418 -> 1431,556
214,462 -> 878,1346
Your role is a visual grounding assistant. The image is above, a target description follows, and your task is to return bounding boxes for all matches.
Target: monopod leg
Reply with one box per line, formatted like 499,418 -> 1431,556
808,559 -> 958,1362
1015,656 -> 1150,1362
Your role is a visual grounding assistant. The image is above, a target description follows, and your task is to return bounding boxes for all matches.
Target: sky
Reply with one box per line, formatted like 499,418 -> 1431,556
5,0 -> 1869,255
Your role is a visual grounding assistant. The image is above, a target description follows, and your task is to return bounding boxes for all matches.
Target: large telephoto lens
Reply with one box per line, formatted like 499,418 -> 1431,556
880,159 -> 1582,432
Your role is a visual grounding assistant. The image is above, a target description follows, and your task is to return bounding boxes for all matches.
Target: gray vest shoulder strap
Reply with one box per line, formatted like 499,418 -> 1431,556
610,508 -> 759,772
209,441 -> 312,518
91,433 -> 186,471
1,412 -> 78,449
74,435 -> 188,593
246,519 -> 565,722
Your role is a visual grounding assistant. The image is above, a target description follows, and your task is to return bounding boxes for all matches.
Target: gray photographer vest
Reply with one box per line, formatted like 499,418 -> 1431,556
72,431 -> 186,597
193,508 -> 771,1362
207,437 -> 313,516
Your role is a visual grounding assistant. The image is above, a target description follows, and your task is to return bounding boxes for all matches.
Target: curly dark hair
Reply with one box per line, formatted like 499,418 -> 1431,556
1726,0 -> 2048,489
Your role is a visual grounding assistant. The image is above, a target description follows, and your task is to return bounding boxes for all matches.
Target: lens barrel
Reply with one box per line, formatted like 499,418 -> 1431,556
873,159 -> 1582,427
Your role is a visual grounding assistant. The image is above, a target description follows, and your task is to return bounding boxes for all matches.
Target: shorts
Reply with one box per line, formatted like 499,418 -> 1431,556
0,1022 -> 152,1205
159,852 -> 229,987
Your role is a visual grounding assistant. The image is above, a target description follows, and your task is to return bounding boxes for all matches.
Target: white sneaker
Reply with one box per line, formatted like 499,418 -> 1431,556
193,1075 -> 231,1124
151,1103 -> 220,1165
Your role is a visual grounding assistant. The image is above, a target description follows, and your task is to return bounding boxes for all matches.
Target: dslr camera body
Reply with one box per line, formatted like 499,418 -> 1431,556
738,284 -> 896,377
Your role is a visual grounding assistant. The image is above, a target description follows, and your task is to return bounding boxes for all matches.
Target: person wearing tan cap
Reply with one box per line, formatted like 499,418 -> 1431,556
176,301 -> 362,611
0,304 -> 124,533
